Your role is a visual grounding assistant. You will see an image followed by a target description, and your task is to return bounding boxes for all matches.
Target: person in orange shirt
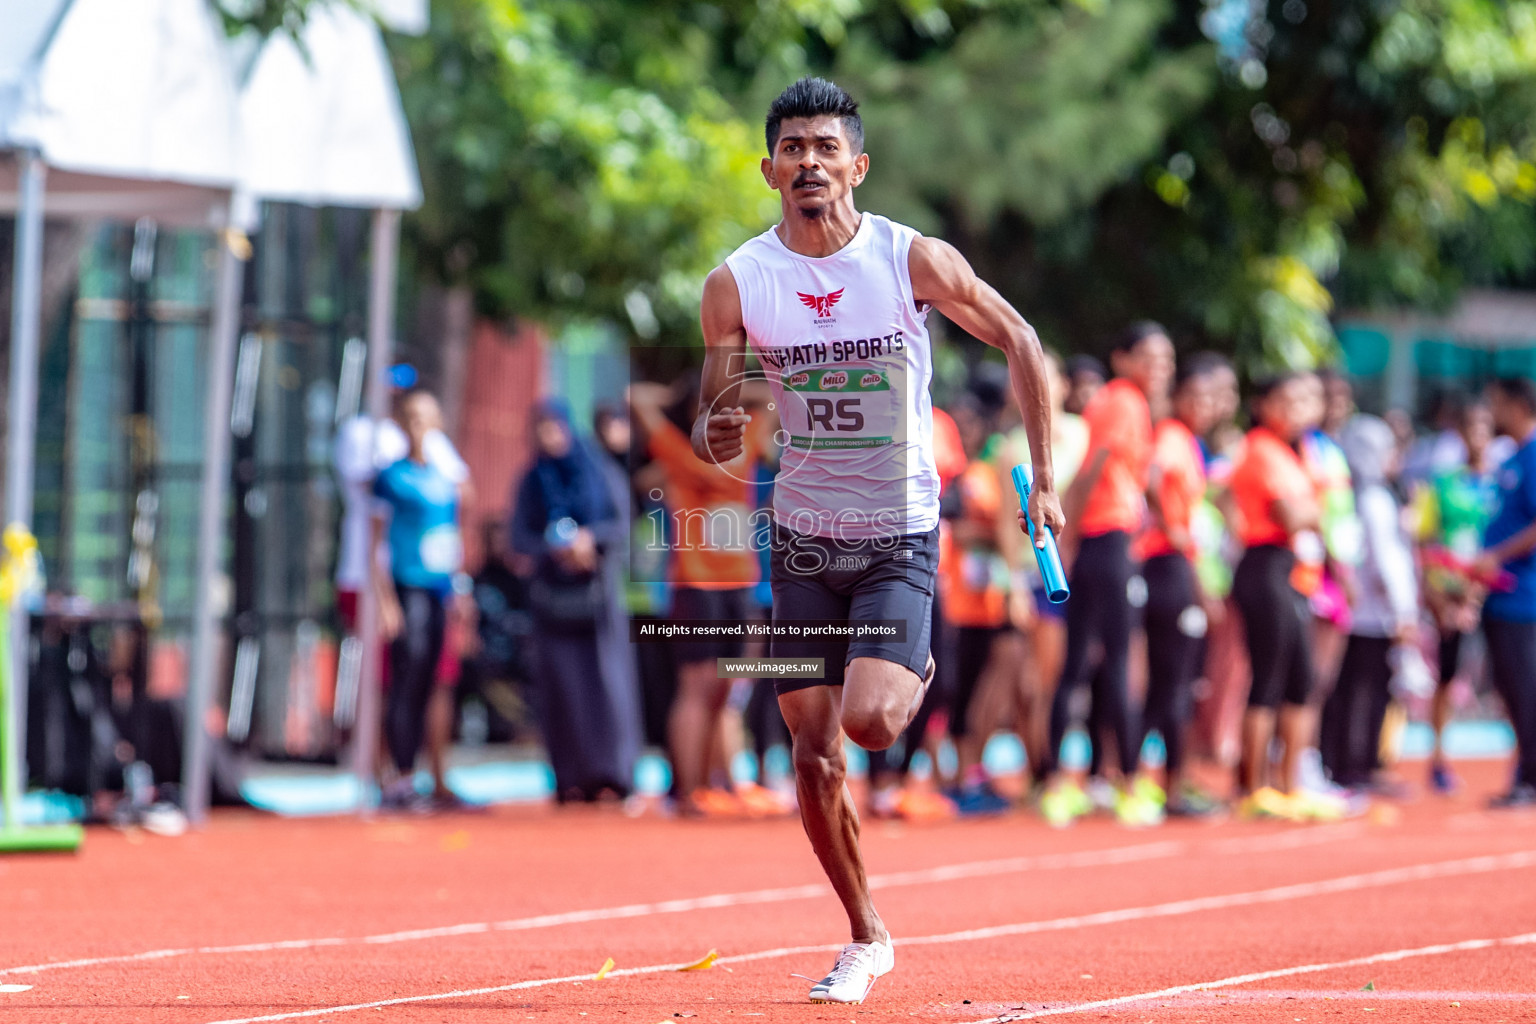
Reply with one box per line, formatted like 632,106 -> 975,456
1229,373 -> 1323,813
1039,322 -> 1174,827
939,394 -> 1013,815
631,380 -> 770,816
1136,353 -> 1227,815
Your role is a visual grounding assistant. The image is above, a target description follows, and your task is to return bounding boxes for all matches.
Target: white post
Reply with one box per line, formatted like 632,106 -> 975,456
351,207 -> 399,815
3,152 -> 46,826
182,212 -> 246,826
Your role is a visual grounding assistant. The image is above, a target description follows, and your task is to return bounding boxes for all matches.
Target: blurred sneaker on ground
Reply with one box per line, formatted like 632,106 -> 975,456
1085,776 -> 1117,812
735,781 -> 794,817
1166,784 -> 1223,818
1132,775 -> 1167,809
1429,762 -> 1460,795
1040,780 -> 1093,828
893,788 -> 957,823
1489,783 -> 1536,809
1238,786 -> 1297,821
947,781 -> 1012,817
869,784 -> 901,820
1114,789 -> 1164,828
689,787 -> 747,818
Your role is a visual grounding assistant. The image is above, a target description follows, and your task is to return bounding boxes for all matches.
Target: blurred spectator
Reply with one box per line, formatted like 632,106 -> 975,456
334,364 -> 468,632
995,350 -> 1087,791
630,380 -> 778,816
511,399 -> 641,803
371,389 -> 466,811
1136,354 -> 1225,815
1405,390 -> 1517,485
1322,415 -> 1418,792
1229,373 -> 1321,815
1411,400 -> 1500,793
1475,378 -> 1536,808
938,394 -> 1012,815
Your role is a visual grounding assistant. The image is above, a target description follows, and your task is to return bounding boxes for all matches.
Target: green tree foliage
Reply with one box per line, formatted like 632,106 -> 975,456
388,0 -> 780,343
241,0 -> 1536,368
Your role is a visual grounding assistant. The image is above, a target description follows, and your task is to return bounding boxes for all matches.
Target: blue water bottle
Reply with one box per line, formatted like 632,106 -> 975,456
1011,464 -> 1070,603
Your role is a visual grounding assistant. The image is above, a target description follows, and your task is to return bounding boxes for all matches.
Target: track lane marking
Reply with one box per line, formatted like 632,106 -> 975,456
192,848 -> 1536,1024
0,839 -> 1182,976
960,932 -> 1536,1021
5,825 -> 1375,977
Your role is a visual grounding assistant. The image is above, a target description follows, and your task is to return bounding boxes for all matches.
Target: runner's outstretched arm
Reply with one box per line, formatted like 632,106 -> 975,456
908,236 -> 1065,541
693,264 -> 752,466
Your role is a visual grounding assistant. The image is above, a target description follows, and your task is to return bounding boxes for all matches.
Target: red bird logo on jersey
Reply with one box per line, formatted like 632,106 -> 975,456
797,288 -> 844,318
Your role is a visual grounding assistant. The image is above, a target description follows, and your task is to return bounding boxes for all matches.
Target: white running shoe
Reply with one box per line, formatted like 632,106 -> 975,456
808,940 -> 895,1004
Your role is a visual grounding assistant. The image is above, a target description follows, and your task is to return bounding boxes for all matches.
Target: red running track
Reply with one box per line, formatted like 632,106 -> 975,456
1,759 -> 1534,1023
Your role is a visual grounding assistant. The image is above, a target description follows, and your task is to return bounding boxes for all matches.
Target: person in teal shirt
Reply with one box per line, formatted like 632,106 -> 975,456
1413,400 -> 1501,793
372,388 -> 463,811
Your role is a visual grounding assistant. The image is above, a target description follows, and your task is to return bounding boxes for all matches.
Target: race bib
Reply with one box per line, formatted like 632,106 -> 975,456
419,525 -> 463,575
780,365 -> 901,450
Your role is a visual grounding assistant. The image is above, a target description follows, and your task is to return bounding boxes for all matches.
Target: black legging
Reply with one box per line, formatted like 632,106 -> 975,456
387,583 -> 447,774
1438,629 -> 1465,686
1140,552 -> 1202,776
1320,634 -> 1393,787
950,626 -> 1004,739
1232,544 -> 1314,709
1483,614 -> 1536,788
1047,531 -> 1138,776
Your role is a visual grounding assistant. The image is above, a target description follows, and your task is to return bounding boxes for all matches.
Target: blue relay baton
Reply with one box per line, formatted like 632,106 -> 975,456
1011,464 -> 1070,603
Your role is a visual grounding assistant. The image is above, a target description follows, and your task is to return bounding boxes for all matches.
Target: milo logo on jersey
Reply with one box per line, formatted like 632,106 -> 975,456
781,367 -> 890,393
781,365 -> 895,450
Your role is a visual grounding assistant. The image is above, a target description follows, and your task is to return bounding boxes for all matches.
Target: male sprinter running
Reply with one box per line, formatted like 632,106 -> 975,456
693,77 -> 1063,1005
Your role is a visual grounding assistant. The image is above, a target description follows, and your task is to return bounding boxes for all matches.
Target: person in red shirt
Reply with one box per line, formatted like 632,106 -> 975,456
1135,353 -> 1226,815
1229,373 -> 1323,811
1039,322 -> 1173,827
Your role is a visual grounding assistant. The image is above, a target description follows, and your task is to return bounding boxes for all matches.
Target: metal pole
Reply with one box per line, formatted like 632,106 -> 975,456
3,152 -> 46,827
351,207 -> 399,816
182,212 -> 246,826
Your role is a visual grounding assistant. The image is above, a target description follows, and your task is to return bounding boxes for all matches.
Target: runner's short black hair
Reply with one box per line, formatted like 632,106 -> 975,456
1113,320 -> 1169,355
1491,376 -> 1536,413
765,77 -> 863,155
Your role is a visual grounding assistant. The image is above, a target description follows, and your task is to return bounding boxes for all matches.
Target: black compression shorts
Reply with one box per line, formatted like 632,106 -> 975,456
767,523 -> 938,695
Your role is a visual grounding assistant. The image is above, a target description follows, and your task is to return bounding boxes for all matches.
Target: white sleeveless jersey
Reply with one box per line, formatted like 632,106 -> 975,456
725,213 -> 937,540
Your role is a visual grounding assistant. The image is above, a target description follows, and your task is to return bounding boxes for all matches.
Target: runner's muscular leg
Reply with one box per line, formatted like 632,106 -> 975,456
780,683 -> 889,945
840,656 -> 924,751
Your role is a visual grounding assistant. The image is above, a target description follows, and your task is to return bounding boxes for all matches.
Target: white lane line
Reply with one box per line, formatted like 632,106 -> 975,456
0,839 -> 1182,976
199,849 -> 1536,1024
960,932 -> 1536,1021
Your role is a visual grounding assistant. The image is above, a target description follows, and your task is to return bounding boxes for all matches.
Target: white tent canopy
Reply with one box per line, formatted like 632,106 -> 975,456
234,2 -> 422,216
1,0 -> 423,827
0,0 -> 241,220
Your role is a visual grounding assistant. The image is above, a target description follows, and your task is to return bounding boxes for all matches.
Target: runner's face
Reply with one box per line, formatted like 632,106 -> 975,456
763,116 -> 868,218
